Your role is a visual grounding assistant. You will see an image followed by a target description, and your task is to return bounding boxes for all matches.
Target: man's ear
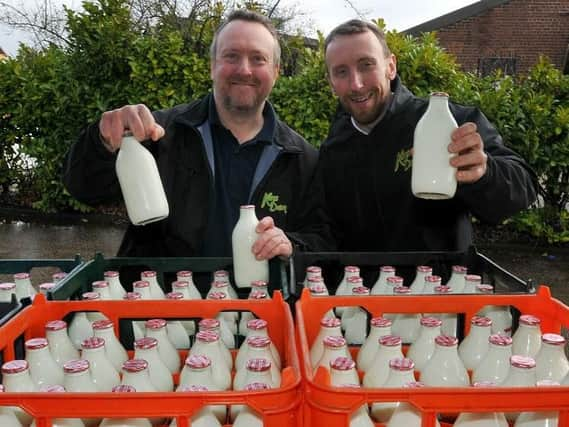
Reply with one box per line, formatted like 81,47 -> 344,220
387,54 -> 397,80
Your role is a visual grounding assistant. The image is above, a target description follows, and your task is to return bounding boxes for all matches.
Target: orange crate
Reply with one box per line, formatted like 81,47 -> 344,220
0,291 -> 301,427
296,286 -> 569,427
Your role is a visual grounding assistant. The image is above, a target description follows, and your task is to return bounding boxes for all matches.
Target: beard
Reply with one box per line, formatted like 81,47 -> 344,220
220,78 -> 266,115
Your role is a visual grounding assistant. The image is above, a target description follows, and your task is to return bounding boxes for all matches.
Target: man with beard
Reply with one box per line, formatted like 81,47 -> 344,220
64,10 -> 317,261
293,19 -> 537,253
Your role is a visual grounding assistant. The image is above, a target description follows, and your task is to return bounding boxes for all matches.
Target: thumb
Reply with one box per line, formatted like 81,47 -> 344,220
150,124 -> 165,141
256,216 -> 275,233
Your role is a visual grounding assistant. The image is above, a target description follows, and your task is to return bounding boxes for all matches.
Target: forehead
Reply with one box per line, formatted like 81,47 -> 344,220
325,31 -> 385,67
216,20 -> 276,55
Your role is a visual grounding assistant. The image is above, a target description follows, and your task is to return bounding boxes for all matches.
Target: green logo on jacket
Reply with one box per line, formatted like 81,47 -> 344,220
261,192 -> 287,214
394,149 -> 412,172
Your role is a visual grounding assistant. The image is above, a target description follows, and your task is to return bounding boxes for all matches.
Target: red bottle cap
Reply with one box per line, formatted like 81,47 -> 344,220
510,355 -> 536,369
63,359 -> 90,373
145,318 -> 167,329
82,291 -> 100,300
92,280 -> 109,289
246,358 -> 271,372
346,276 -> 363,285
185,354 -> 211,369
177,270 -> 192,278
519,314 -> 541,326
112,384 -> 136,392
92,319 -> 114,330
104,271 -> 119,278
195,330 -> 219,343
122,359 -> 148,373
172,281 -> 189,288
25,338 -> 49,350
13,272 -> 30,280
166,291 -> 184,300
251,280 -> 268,288
323,336 -> 346,348
133,280 -> 150,289
2,360 -> 29,374
542,333 -> 566,346
247,336 -> 271,348
330,357 -> 355,371
45,319 -> 67,331
420,316 -> 443,327
344,266 -> 359,273
371,317 -> 392,328
416,266 -> 432,273
471,316 -> 492,327
244,382 -> 270,391
199,318 -> 220,330
379,335 -> 402,347
124,291 -> 142,300
387,276 -> 404,285
249,290 -> 268,299
489,334 -> 513,346
134,337 -> 158,350
435,335 -> 458,347
81,337 -> 105,349
141,271 -> 157,278
320,317 -> 341,328
389,357 -> 415,371
380,266 -> 396,273
452,265 -> 467,273
352,286 -> 369,295
247,319 -> 268,330
207,291 -> 226,300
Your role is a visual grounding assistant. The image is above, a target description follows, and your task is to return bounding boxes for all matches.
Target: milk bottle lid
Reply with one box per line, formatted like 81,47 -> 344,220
510,355 -> 536,369
14,272 -> 30,280
167,291 -> 184,300
172,281 -> 189,289
63,359 -> 90,373
379,335 -> 402,346
0,282 -> 15,290
346,277 -> 363,285
92,280 -> 109,289
39,282 -> 56,291
434,285 -> 452,293
425,275 -> 442,284
489,334 -> 512,346
330,356 -> 355,371
389,357 -> 415,371
185,354 -> 211,369
451,265 -> 467,273
104,271 -> 119,278
122,359 -> 149,373
247,319 -> 268,330
196,330 -> 220,343
306,266 -> 322,273
247,336 -> 271,348
207,291 -> 226,300
145,318 -> 167,329
344,266 -> 359,273
45,319 -> 68,331
416,266 -> 432,273
245,382 -> 270,391
465,274 -> 482,283
2,360 -> 29,374
371,317 -> 392,327
249,290 -> 268,299
393,286 -> 411,294
112,384 -> 136,392
246,358 -> 271,372
420,316 -> 442,327
542,333 -> 566,345
519,314 -> 541,326
380,265 -> 396,272
309,284 -> 327,295
133,280 -> 150,289
141,271 -> 157,278
471,316 -> 492,327
323,336 -> 346,348
320,317 -> 341,328
251,280 -> 268,288
476,284 -> 494,293
124,291 -> 142,300
177,270 -> 193,278
134,337 -> 158,349
82,337 -> 105,349
212,281 -> 228,289
82,291 -> 100,300
25,338 -> 49,350
352,286 -> 369,295
435,335 -> 458,347
387,276 -> 404,285
199,318 -> 220,329
92,319 -> 114,330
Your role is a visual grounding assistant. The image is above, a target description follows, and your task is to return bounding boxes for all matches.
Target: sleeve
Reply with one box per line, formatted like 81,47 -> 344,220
62,122 -> 123,206
453,106 -> 539,224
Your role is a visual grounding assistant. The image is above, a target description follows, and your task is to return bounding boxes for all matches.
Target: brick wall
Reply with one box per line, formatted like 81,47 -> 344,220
433,0 -> 569,74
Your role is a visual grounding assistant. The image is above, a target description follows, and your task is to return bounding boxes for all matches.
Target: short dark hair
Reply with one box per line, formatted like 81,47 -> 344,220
210,9 -> 281,67
324,19 -> 391,58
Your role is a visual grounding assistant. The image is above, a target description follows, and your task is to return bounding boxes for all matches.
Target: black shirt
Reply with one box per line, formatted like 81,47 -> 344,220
201,99 -> 276,256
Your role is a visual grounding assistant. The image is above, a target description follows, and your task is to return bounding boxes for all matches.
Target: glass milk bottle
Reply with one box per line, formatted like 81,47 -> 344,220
334,266 -> 360,316
357,316 -> 392,372
32,385 -> 85,427
420,335 -> 469,386
45,319 -> 80,367
362,335 -> 404,386
14,272 -> 35,300
454,382 -> 508,427
462,274 -> 482,294
115,132 -> 169,225
370,358 -> 417,423
338,276 -> 364,327
133,337 -> 173,392
165,292 -> 191,350
330,356 -> 360,385
310,317 -> 343,367
189,331 -> 231,390
144,318 -> 180,374
2,360 -> 37,426
534,333 -> 569,382
175,270 -> 202,300
141,271 -> 165,299
231,361 -> 274,421
422,275 -> 442,294
198,318 -> 233,368
433,285 -> 458,337
238,319 -> 280,365
370,266 -> 396,295
0,384 -> 25,427
99,385 -> 152,427
342,285 -> 370,345
303,266 -> 322,288
472,334 -> 513,384
232,383 -> 269,427
386,381 -> 441,427
92,319 -> 129,372
308,285 -> 336,319
171,385 -> 223,427
232,205 -> 269,288
316,336 -> 352,375
409,265 -> 432,294
512,315 -> 542,357
411,92 -> 458,200
92,279 -> 112,297
407,316 -> 442,372
120,359 -> 156,392
25,337 -> 64,388
0,282 -> 16,302
103,271 -> 127,300
476,284 -> 513,336
234,336 -> 281,386
81,291 -> 108,322
458,315 -> 492,371
80,337 -> 120,391
124,290 -> 145,341
390,286 -> 421,343
501,355 -> 537,422
238,289 -> 269,336
39,282 -> 56,296
205,292 -> 237,347
63,359 -> 100,427
445,265 -> 467,293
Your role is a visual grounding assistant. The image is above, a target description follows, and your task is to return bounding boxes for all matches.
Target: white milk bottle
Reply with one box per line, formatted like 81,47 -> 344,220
534,333 -> 569,382
238,289 -> 269,336
14,272 -> 35,300
0,384 -> 23,427
232,382 -> 270,427
165,292 -> 191,350
386,381 -> 441,427
234,336 -> 280,386
25,337 -> 64,388
309,317 -> 343,368
411,92 -> 458,199
45,319 -> 80,367
1,360 -> 37,426
454,381 -> 508,427
362,335 -> 404,387
175,270 -> 202,299
133,337 -> 174,392
81,291 -> 108,322
140,271 -> 165,299
303,266 -> 322,288
501,355 -> 537,422
420,335 -> 469,386
512,315 -> 542,357
407,316 -> 442,372
171,385 -> 223,427
99,385 -> 152,427
342,285 -> 370,345
197,319 -> 233,368
144,318 -> 180,373
92,319 -> 129,372
232,205 -> 269,288
124,290 -> 145,341
337,384 -> 375,427
80,336 -> 120,391
120,359 -> 157,392
472,334 -> 513,384
445,265 -> 467,293
115,132 -> 169,225
357,316 -> 392,372
237,319 -> 280,365
0,282 -> 16,303
32,385 -> 85,427
433,285 -> 458,337
68,311 -> 93,350
206,291 -> 238,340
334,266 -> 360,316
330,356 -> 360,385
189,331 -> 231,390
308,284 -> 336,319
409,265 -> 432,294
63,359 -> 100,427
316,336 -> 351,376
422,275 -> 442,294
462,274 -> 481,294
370,266 -> 396,295
103,270 -> 127,300
514,380 -> 560,427
231,361 -> 274,421
339,277 -> 364,330
390,286 -> 421,343
458,315 -> 492,371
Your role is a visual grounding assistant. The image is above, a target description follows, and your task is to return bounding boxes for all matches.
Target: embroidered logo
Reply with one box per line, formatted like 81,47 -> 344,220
261,192 -> 287,214
394,149 -> 412,173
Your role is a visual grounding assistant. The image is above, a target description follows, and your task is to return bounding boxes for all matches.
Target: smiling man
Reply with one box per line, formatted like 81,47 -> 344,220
294,19 -> 537,253
63,10 -> 317,261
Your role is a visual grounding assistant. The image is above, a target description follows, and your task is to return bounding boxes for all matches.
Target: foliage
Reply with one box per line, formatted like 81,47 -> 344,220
0,3 -> 567,243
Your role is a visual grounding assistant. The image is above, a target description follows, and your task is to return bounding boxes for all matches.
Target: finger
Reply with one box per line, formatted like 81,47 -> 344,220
450,149 -> 487,169
128,105 -> 151,142
255,233 -> 292,260
457,166 -> 486,183
451,122 -> 477,141
256,216 -> 275,233
449,131 -> 483,155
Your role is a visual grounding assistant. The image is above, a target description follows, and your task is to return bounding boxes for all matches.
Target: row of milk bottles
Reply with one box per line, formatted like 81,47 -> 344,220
66,269 -> 271,351
1,312 -> 281,426
0,270 -> 72,302
309,308 -> 568,427
304,264 -> 513,345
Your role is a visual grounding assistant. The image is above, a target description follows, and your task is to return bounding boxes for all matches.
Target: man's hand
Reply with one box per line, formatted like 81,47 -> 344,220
252,216 -> 293,260
99,104 -> 165,152
449,122 -> 488,184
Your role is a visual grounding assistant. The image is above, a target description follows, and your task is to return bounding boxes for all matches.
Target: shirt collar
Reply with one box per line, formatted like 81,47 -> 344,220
351,91 -> 395,135
209,97 -> 276,144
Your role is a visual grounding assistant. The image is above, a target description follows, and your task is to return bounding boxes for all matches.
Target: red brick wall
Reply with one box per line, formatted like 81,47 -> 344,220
434,0 -> 569,74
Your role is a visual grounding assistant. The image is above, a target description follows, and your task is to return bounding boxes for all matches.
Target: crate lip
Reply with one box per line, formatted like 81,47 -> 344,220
296,286 -> 569,412
289,246 -> 533,296
0,292 -> 301,419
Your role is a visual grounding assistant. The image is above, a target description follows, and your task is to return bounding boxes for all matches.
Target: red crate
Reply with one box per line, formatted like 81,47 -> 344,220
0,291 -> 301,427
296,286 -> 569,427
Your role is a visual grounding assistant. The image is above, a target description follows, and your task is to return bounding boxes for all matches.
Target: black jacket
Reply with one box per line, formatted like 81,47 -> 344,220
63,94 -> 318,257
292,76 -> 538,252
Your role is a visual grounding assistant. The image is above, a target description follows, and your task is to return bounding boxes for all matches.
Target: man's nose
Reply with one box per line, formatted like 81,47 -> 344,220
349,72 -> 364,91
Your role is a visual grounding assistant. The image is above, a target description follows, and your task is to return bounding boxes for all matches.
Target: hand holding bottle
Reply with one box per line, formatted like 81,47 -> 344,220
449,122 -> 488,184
252,216 -> 293,260
99,104 -> 165,152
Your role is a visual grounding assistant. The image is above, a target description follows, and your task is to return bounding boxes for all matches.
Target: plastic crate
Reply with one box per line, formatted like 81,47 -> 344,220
290,246 -> 533,299
295,286 -> 569,427
50,253 -> 290,301
0,291 -> 301,427
0,255 -> 84,298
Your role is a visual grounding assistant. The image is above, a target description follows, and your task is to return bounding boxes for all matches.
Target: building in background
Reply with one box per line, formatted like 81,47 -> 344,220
0,47 -> 7,60
404,0 -> 569,76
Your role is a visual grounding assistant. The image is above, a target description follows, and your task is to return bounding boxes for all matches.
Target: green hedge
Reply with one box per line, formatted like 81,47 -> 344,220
0,1 -> 567,242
